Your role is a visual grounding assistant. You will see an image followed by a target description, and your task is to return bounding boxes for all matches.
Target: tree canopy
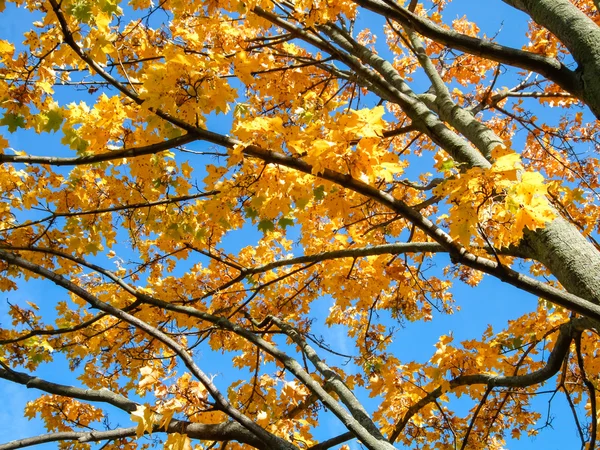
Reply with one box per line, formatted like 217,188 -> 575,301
1,0 -> 600,448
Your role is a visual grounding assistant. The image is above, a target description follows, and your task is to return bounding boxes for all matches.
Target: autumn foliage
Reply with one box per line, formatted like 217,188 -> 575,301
1,0 -> 600,449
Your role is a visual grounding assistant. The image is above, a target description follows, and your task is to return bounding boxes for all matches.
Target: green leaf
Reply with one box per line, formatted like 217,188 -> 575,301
0,113 -> 26,133
100,0 -> 120,14
218,217 -> 231,231
234,103 -> 249,118
509,337 -> 523,350
163,122 -> 183,139
278,217 -> 294,229
39,339 -> 54,353
258,219 -> 274,233
43,109 -> 64,133
245,207 -> 259,220
313,185 -> 325,201
62,128 -> 89,153
195,227 -> 207,240
166,223 -> 181,239
69,0 -> 93,23
295,197 -> 309,210
440,160 -> 455,172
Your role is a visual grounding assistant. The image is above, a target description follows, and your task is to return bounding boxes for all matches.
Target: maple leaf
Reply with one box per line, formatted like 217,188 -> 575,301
0,113 -> 25,133
258,219 -> 275,233
0,39 -> 13,60
490,147 -> 522,181
278,217 -> 294,229
68,0 -> 94,23
130,405 -> 156,437
164,433 -> 192,450
138,365 -> 159,392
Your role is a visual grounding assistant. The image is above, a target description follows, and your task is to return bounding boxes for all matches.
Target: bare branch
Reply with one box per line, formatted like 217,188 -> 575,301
0,134 -> 197,166
575,333 -> 597,450
1,191 -> 218,233
0,422 -> 268,450
0,364 -> 137,412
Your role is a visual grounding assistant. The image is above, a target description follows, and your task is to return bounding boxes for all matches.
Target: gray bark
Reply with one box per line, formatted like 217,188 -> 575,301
502,0 -> 600,118
524,218 -> 600,305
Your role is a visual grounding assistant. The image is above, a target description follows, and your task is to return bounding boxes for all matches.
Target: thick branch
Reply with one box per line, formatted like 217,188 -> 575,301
318,22 -> 491,168
501,0 -> 600,118
308,432 -> 354,450
271,317 -> 389,444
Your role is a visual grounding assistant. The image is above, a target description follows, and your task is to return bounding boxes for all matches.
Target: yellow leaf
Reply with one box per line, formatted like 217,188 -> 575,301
204,164 -> 228,187
158,408 -> 175,430
168,53 -> 195,66
256,410 -> 269,426
95,13 -> 112,34
39,339 -> 54,353
449,206 -> 478,245
512,171 -> 547,203
26,301 -> 40,311
491,150 -> 522,181
138,365 -> 159,391
0,39 -> 14,61
164,433 -> 192,450
130,405 -> 155,437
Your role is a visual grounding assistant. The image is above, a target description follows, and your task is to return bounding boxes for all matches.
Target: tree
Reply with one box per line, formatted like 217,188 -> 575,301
0,0 -> 599,448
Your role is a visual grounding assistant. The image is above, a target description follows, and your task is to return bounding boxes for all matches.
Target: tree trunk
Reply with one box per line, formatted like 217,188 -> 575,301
524,217 -> 600,305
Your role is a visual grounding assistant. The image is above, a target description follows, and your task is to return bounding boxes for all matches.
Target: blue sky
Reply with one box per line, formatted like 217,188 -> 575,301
0,0 -> 590,449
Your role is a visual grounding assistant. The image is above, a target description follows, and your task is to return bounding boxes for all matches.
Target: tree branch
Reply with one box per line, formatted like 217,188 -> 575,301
0,421 -> 267,450
0,134 -> 197,166
500,0 -> 600,118
390,319 -> 580,442
353,0 -> 582,99
308,432 -> 354,450
270,317 -> 387,443
1,191 -> 217,233
0,363 -> 137,412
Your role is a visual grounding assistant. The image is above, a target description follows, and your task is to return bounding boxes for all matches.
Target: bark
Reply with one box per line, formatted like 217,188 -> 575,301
0,134 -> 198,165
502,0 -> 600,118
523,218 -> 600,305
